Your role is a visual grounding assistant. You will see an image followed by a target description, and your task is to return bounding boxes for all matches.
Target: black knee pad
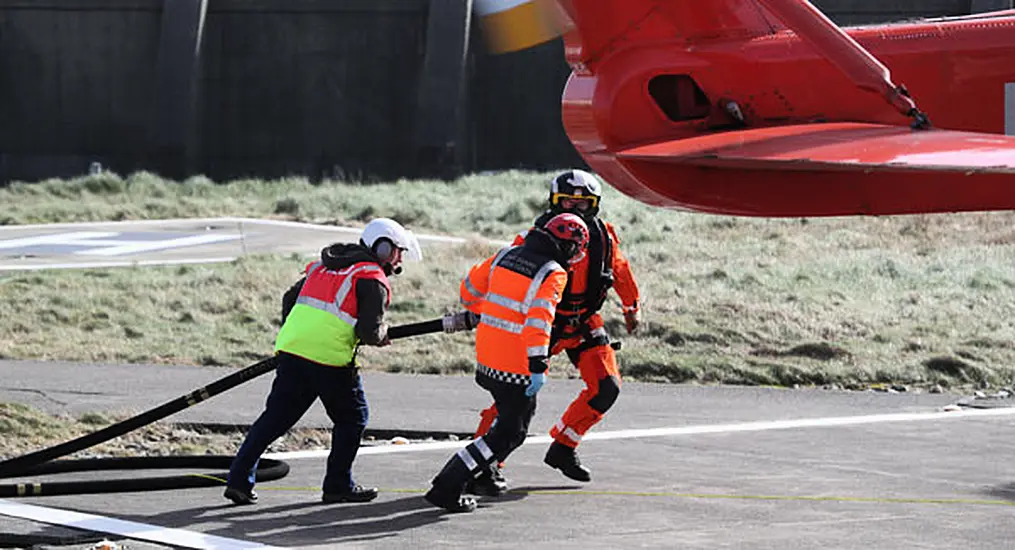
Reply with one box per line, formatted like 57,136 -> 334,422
587,375 -> 620,413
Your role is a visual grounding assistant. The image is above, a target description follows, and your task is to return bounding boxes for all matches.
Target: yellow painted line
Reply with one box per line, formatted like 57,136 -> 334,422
188,473 -> 226,484
518,489 -> 1015,507
189,479 -> 1015,508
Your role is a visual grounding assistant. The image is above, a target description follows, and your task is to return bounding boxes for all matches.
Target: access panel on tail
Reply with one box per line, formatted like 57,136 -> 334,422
546,0 -> 1015,216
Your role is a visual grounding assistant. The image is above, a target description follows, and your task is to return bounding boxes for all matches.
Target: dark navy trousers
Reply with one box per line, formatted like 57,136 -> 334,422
227,352 -> 369,494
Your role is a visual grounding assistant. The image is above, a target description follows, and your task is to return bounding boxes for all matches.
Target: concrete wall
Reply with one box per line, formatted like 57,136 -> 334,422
0,0 -> 162,179
0,0 -> 990,183
198,0 -> 429,180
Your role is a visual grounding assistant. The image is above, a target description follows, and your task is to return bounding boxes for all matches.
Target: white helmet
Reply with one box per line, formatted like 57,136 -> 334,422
360,218 -> 423,273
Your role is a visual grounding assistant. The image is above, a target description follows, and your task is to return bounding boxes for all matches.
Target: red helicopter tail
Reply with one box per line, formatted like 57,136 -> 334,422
556,0 -> 784,71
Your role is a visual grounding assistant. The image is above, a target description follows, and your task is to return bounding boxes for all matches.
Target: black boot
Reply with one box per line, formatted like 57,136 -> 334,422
465,463 -> 508,497
223,486 -> 258,505
544,441 -> 591,482
425,452 -> 479,512
424,486 -> 477,513
322,485 -> 378,503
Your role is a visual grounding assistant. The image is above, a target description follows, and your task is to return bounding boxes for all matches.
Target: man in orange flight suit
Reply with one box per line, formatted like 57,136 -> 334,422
469,169 -> 641,496
423,213 -> 590,513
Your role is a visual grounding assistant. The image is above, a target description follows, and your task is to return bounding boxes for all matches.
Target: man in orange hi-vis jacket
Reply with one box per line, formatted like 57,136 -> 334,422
423,213 -> 590,513
468,169 -> 641,496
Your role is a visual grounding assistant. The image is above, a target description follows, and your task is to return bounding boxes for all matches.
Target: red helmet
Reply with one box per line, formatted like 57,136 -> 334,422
541,212 -> 590,265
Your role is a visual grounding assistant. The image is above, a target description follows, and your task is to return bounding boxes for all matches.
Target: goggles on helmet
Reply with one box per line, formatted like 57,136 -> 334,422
551,192 -> 599,211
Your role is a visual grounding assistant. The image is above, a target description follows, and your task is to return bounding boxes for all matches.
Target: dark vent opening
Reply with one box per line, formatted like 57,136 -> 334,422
648,75 -> 711,122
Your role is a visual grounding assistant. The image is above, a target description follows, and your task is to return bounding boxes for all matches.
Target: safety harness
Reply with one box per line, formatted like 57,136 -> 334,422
535,212 -> 614,352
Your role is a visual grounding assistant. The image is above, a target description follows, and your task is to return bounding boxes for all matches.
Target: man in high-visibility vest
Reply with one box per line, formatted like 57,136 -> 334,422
469,169 -> 641,495
224,218 -> 422,506
423,213 -> 590,513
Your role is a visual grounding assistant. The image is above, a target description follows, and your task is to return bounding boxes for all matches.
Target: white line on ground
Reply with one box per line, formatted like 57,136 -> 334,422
265,406 -> 1015,461
74,233 -> 243,256
0,257 -> 240,271
0,217 -> 509,271
0,217 -> 474,244
0,499 -> 281,550
0,231 -> 120,249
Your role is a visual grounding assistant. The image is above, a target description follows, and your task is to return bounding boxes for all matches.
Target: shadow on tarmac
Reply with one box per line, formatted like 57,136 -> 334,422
118,494 -> 452,546
102,486 -> 578,547
983,482 -> 1015,503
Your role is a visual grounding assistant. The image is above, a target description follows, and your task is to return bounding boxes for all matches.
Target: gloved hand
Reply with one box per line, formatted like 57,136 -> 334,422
526,357 -> 548,397
442,311 -> 482,333
525,373 -> 546,397
623,307 -> 641,334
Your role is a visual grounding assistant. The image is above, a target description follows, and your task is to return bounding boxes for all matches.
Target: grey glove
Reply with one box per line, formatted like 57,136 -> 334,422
442,311 -> 481,333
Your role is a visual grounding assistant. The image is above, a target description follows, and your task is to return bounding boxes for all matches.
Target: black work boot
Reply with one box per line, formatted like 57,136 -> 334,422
322,485 -> 378,503
464,464 -> 508,497
544,441 -> 592,482
223,486 -> 258,505
424,486 -> 477,513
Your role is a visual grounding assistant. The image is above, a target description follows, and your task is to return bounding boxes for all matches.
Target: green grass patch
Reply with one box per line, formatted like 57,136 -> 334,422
3,171 -> 1015,391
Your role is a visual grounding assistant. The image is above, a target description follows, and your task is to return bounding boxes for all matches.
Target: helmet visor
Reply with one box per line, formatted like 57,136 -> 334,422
551,192 -> 599,212
400,230 -> 423,262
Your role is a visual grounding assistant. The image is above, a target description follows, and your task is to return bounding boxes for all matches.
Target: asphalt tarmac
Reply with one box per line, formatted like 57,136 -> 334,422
1,219 -> 1014,549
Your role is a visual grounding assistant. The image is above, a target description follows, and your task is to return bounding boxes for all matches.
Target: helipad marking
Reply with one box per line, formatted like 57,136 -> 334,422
0,257 -> 239,272
0,231 -> 242,257
265,406 -> 1015,461
0,217 -> 509,271
0,231 -> 119,250
0,499 -> 280,549
75,233 -> 241,256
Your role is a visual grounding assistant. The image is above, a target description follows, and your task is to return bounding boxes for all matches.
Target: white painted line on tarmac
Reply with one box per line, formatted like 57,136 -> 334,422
0,231 -> 120,249
265,406 -> 1015,461
0,257 -> 239,271
0,499 -> 280,550
74,233 -> 242,256
0,217 -> 509,271
0,217 -> 242,231
0,217 -> 473,244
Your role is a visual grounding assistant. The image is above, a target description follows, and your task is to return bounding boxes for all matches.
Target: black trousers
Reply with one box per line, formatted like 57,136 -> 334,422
431,371 -> 536,493
228,352 -> 368,494
476,372 -> 537,461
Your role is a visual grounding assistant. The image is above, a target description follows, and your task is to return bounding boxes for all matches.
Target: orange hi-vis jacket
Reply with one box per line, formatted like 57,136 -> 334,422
460,243 -> 568,384
275,260 -> 390,367
514,215 -> 639,340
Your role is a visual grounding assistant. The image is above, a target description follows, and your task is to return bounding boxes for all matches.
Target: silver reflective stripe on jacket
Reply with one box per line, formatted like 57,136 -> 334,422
479,252 -> 563,348
296,263 -> 383,326
460,246 -> 516,307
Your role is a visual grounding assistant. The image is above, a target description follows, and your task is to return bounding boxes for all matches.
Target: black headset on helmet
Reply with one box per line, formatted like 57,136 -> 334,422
360,237 -> 401,275
372,238 -> 398,264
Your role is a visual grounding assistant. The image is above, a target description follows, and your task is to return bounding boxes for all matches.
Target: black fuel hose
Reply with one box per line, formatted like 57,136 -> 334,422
0,456 -> 289,498
387,317 -> 445,340
0,317 -> 469,548
0,356 -> 283,499
0,315 -> 456,498
0,356 -> 279,479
